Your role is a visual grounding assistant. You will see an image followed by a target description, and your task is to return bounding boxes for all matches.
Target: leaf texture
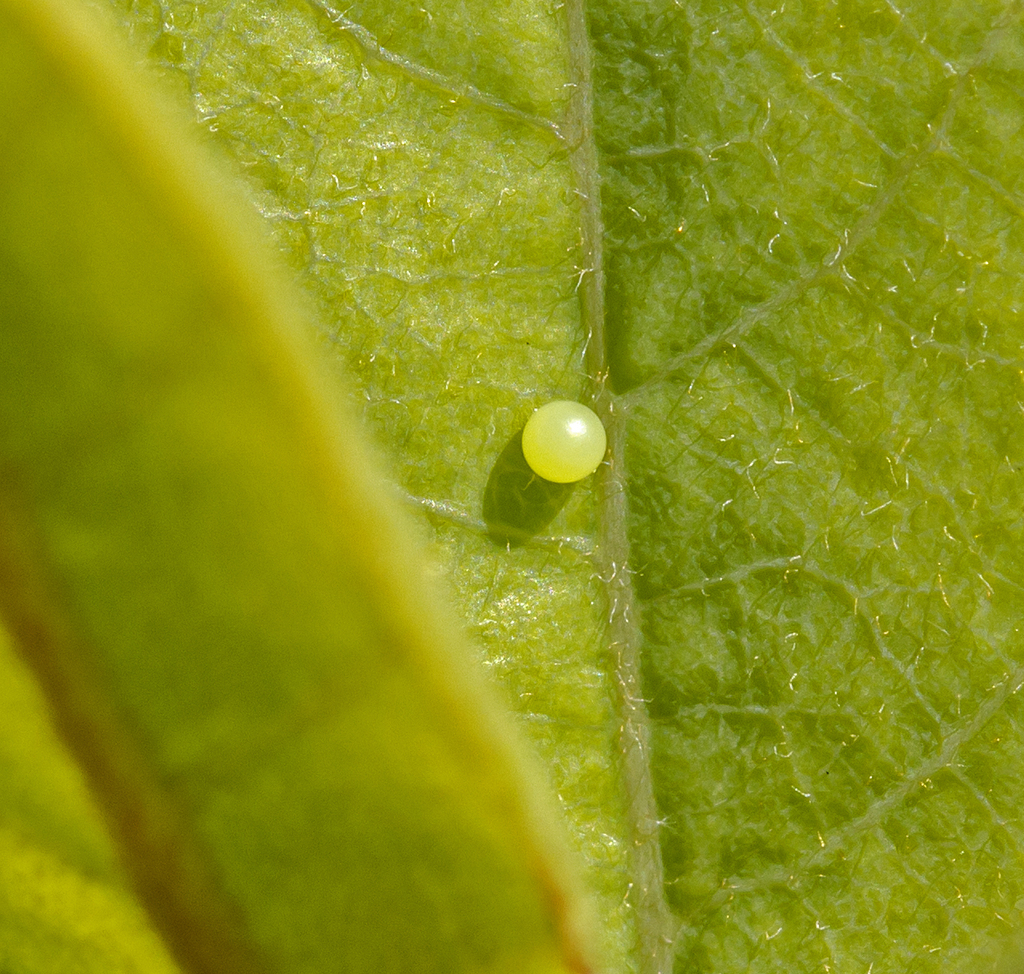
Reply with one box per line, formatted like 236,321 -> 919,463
593,0 -> 1024,969
96,0 -> 642,967
6,0 -> 1024,972
0,3 -> 595,973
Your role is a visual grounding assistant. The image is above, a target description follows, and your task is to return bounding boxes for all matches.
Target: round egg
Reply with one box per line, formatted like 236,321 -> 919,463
521,400 -> 607,483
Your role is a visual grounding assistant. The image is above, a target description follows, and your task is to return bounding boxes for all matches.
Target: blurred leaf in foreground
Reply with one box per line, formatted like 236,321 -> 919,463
0,2 -> 596,973
7,0 -> 1024,971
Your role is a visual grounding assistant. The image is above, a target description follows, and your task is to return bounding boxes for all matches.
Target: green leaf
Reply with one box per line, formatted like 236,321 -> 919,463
0,624 -> 184,974
0,3 -> 595,974
5,0 -> 1024,972
593,1 -> 1024,969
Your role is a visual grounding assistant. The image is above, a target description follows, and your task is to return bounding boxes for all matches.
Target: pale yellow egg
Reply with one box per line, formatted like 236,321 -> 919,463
521,400 -> 607,483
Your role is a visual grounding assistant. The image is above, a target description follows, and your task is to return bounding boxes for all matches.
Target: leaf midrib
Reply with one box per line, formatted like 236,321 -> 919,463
590,6 -> 1024,971
562,2 -> 677,971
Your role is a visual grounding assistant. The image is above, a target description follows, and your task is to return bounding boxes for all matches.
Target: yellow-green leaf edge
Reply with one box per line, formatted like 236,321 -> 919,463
0,2 -> 599,973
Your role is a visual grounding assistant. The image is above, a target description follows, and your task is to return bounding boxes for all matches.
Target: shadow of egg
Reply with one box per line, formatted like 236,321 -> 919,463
482,428 -> 574,547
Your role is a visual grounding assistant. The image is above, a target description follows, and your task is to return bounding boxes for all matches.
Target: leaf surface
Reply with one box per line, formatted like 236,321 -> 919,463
0,621 -> 185,974
5,0 -> 1024,973
593,1 -> 1024,969
0,3 -> 594,973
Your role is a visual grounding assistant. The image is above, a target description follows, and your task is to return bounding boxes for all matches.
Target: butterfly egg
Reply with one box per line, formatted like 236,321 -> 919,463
521,400 -> 607,483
